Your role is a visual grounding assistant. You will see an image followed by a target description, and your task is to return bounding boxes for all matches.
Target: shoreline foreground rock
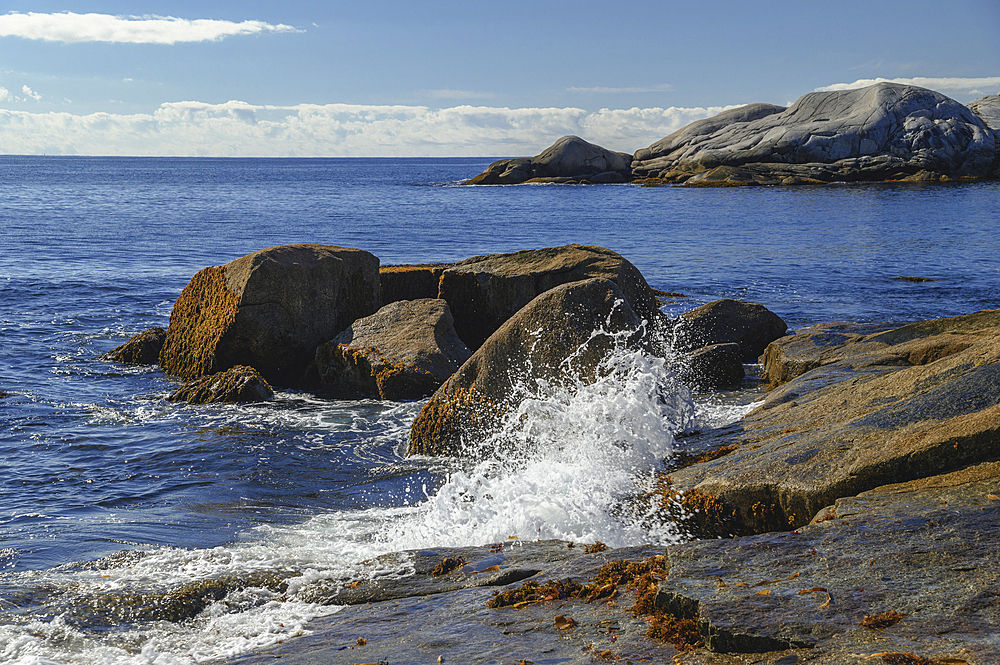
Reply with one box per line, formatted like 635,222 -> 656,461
463,82 -> 1000,187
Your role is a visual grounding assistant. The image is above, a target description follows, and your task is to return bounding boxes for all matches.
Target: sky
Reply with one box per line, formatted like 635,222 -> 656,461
0,1 -> 998,157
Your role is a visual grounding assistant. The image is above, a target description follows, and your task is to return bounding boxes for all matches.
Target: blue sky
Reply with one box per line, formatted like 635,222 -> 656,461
1,1 -> 998,156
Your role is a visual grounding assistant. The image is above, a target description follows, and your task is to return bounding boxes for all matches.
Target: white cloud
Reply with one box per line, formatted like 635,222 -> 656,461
21,85 -> 40,101
0,12 -> 299,44
0,101 -> 729,157
0,86 -> 8,101
815,77 -> 1000,96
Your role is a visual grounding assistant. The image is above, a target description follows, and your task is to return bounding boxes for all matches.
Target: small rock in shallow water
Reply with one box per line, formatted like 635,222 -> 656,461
168,365 -> 273,404
103,327 -> 166,365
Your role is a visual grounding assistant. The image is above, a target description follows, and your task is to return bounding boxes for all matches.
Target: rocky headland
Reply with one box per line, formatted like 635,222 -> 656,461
106,242 -> 1000,663
465,82 -> 1000,186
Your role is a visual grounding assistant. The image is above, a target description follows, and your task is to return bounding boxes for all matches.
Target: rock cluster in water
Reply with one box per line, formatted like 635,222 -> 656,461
108,240 -> 1000,662
465,83 -> 1000,186
114,242 -> 730,407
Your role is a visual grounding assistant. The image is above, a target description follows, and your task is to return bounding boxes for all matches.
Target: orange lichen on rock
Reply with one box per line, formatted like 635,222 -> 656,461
105,327 -> 167,365
159,265 -> 240,379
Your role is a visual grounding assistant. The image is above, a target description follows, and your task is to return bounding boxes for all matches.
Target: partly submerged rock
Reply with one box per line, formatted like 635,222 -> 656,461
673,299 -> 787,362
464,136 -> 633,185
104,327 -> 166,365
439,244 -> 660,351
315,298 -> 471,401
408,278 -> 644,456
63,572 -> 294,629
168,365 -> 274,404
665,309 -> 1000,534
159,244 -> 380,387
632,83 -> 999,185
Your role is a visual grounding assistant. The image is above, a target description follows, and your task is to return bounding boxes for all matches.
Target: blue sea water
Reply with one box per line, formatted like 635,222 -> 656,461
1,156 -> 998,663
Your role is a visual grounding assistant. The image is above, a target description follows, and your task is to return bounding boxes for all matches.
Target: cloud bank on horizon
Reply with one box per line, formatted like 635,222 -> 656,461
0,11 -> 297,44
0,101 -> 736,157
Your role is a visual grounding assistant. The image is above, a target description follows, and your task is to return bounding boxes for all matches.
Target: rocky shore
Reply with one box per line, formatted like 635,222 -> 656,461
464,83 -> 1000,186
108,243 -> 1000,663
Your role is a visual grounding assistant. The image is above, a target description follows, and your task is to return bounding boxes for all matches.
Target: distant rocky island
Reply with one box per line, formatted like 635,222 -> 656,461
465,82 -> 1000,186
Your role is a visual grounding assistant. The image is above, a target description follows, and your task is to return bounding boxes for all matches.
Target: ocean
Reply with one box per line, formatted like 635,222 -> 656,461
1,156 -> 998,663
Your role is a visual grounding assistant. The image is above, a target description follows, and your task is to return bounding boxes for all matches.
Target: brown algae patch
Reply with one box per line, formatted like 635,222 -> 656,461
487,555 -> 701,649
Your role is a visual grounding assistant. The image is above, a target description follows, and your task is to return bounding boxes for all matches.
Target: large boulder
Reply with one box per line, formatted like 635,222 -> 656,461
104,327 -> 166,365
672,299 -> 787,362
664,309 -> 1000,535
159,244 -> 380,387
632,83 -> 999,185
464,136 -> 633,185
439,244 -> 660,351
408,278 -> 644,456
315,298 -> 472,401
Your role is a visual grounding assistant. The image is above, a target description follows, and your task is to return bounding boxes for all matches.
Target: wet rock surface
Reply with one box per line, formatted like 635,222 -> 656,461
679,342 -> 746,392
658,462 -> 1000,663
167,365 -> 274,404
220,306 -> 1000,665
315,298 -> 471,400
233,542 -> 680,665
